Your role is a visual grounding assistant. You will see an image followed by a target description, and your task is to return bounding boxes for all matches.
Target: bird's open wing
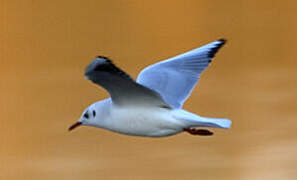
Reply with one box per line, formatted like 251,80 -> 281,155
85,56 -> 170,108
136,39 -> 226,109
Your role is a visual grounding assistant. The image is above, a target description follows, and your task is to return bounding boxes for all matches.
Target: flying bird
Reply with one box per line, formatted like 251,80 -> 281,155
69,39 -> 231,137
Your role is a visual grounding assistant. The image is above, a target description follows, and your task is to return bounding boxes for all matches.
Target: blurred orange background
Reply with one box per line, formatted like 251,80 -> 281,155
1,0 -> 297,179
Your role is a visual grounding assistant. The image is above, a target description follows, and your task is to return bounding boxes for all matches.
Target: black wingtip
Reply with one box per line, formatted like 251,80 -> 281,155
85,55 -> 113,75
85,56 -> 132,80
208,38 -> 227,59
96,55 -> 111,61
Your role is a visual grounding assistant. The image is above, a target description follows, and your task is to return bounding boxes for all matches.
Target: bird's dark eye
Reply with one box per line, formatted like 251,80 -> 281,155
92,110 -> 96,117
83,113 -> 89,119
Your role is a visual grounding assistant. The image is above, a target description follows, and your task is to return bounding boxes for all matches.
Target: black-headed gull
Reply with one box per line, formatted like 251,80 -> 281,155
69,39 -> 231,137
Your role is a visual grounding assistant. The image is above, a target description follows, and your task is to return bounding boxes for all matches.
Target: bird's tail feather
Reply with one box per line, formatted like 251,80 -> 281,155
173,110 -> 232,129
196,117 -> 232,129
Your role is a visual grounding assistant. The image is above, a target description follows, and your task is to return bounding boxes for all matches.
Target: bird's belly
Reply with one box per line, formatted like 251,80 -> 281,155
104,107 -> 184,137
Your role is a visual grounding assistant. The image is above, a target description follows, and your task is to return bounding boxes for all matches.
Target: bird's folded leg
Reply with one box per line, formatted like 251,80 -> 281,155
184,128 -> 213,136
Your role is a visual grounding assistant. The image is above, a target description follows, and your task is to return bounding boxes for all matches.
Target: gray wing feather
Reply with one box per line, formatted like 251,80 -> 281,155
137,39 -> 226,109
85,56 -> 169,107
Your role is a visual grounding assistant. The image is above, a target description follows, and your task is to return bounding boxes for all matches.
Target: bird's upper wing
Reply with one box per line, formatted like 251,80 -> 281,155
136,39 -> 226,109
85,56 -> 170,108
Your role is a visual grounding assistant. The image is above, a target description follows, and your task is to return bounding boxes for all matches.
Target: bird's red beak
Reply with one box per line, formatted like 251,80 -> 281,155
68,122 -> 82,131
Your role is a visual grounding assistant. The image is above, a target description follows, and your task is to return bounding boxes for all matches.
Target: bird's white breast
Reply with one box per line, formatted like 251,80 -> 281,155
99,105 -> 185,137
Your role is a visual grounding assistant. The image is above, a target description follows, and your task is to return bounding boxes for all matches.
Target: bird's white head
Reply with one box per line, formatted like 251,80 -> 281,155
69,103 -> 99,131
69,100 -> 110,131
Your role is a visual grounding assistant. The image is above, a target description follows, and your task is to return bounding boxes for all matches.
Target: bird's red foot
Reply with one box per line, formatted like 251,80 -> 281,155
184,128 -> 213,136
